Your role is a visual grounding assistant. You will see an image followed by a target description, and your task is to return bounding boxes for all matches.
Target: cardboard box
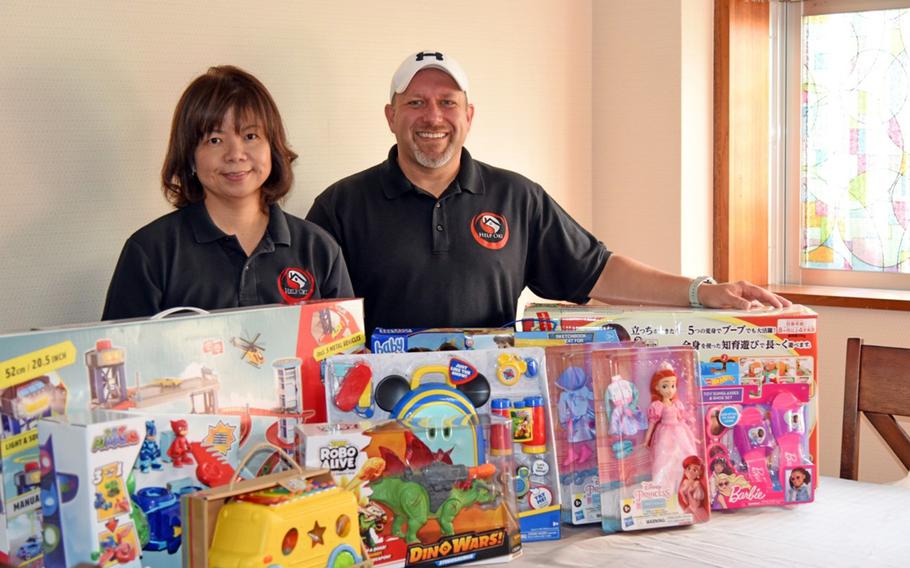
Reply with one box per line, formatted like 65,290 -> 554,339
299,419 -> 521,567
183,455 -> 365,568
0,301 -> 364,561
39,411 -> 146,567
323,348 -> 561,542
371,327 -> 619,353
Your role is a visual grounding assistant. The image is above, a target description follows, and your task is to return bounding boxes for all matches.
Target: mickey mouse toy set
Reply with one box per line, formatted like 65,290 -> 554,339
321,348 -> 562,546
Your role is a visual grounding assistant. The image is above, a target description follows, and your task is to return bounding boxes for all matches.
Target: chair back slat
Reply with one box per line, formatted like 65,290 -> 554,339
840,337 -> 910,480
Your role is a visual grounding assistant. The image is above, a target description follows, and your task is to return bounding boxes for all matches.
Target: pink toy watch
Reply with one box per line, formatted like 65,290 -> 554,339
770,391 -> 806,469
733,407 -> 773,487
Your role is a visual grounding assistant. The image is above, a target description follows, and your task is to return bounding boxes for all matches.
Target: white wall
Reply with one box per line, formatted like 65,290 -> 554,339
0,0 -> 592,331
593,0 -> 713,277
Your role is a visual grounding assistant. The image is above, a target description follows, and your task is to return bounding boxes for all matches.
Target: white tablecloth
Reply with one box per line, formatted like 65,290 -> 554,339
515,477 -> 910,567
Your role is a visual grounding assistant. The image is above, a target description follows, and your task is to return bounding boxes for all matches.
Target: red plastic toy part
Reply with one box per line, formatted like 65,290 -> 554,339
189,442 -> 236,488
333,363 -> 373,412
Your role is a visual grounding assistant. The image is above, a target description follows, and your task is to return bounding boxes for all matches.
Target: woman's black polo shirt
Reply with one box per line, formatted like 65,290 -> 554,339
102,201 -> 353,320
306,146 -> 610,335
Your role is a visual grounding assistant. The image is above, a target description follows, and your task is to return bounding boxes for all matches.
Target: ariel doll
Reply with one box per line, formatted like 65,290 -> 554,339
644,362 -> 698,490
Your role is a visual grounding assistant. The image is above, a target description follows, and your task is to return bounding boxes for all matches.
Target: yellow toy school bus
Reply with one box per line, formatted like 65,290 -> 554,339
208,478 -> 364,568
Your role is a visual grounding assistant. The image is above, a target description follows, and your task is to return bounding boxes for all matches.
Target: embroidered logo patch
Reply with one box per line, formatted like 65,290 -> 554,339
278,267 -> 315,303
470,212 -> 509,250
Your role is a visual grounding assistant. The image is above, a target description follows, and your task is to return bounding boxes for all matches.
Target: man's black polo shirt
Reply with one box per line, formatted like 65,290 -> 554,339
102,201 -> 353,320
306,146 -> 610,335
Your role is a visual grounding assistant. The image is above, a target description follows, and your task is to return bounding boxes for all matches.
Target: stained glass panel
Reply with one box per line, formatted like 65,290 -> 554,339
801,9 -> 910,272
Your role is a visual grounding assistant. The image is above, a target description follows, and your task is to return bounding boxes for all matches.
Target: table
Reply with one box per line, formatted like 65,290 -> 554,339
516,477 -> 910,567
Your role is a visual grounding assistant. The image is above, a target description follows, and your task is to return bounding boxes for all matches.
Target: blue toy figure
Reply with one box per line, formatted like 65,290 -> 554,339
138,420 -> 163,473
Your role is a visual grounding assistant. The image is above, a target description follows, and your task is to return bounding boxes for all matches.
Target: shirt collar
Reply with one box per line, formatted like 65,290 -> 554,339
380,145 -> 484,199
187,201 -> 289,245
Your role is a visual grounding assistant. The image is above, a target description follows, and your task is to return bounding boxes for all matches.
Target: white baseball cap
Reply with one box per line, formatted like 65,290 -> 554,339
390,50 -> 469,101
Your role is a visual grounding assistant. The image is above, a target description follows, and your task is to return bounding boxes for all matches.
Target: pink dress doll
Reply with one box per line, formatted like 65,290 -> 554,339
678,455 -> 709,523
644,362 -> 697,490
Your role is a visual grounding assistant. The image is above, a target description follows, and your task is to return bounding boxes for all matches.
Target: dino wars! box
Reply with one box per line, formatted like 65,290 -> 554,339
299,419 -> 521,568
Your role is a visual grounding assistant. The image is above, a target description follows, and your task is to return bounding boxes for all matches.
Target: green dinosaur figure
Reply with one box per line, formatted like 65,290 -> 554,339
370,462 -> 496,544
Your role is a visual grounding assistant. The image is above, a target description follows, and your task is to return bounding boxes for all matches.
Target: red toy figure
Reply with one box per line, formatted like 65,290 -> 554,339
167,419 -> 194,467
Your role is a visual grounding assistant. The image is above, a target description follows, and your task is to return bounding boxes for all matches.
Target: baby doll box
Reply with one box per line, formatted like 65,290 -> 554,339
522,302 -> 820,510
590,346 -> 710,532
298,417 -> 522,568
38,410 -> 147,568
323,348 -> 562,542
183,443 -> 367,568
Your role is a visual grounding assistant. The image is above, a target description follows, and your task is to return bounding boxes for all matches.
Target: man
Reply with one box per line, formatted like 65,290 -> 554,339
306,50 -> 789,336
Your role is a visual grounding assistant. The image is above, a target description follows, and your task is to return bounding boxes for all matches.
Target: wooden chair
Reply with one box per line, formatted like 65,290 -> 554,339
840,337 -> 910,480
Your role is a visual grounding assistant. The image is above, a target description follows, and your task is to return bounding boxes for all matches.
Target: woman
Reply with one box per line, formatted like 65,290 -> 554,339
103,66 -> 352,320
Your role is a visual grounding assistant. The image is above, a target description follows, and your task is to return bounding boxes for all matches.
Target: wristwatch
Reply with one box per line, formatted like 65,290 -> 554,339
688,276 -> 717,308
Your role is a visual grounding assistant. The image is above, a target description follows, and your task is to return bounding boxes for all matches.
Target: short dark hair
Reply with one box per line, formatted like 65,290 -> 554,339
161,65 -> 298,208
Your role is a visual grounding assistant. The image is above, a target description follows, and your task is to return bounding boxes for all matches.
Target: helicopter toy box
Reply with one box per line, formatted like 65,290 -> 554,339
371,327 -> 620,353
0,300 -> 364,560
298,418 -> 521,568
523,303 -> 819,509
323,348 -> 562,542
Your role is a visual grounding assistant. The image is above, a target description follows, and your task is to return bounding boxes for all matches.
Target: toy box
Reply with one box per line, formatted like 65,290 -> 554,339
0,370 -> 68,567
323,348 -> 562,542
40,410 -> 244,568
544,342 -> 638,525
0,301 -> 362,562
371,327 -> 619,353
299,418 -> 521,568
39,411 -> 146,567
522,303 -> 819,509
125,412 -> 242,566
591,346 -> 709,532
183,447 -> 366,568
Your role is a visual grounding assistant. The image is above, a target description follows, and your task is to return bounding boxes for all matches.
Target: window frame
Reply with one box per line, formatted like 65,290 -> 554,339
772,0 -> 910,290
714,0 -> 910,310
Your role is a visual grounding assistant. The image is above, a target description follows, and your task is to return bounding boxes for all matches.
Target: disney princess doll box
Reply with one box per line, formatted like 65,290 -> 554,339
592,346 -> 710,532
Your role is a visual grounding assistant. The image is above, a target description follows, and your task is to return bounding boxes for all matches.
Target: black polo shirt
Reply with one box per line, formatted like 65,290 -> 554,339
306,146 -> 609,335
102,201 -> 353,320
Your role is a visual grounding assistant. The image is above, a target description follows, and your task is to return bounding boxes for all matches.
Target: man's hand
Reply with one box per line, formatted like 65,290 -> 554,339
698,280 -> 792,310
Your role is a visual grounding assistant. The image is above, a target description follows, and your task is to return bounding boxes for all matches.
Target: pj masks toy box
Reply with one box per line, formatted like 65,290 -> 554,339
0,300 -> 363,563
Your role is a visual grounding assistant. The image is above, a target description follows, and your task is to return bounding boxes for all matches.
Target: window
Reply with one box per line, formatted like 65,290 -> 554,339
773,0 -> 910,290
